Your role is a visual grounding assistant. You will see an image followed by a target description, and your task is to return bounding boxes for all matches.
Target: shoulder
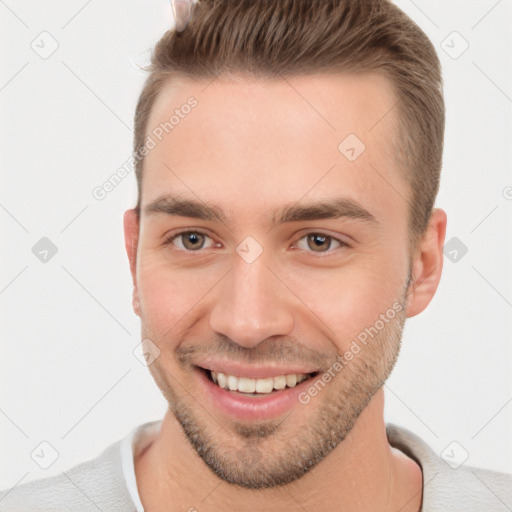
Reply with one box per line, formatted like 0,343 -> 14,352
0,439 -> 135,512
386,423 -> 512,511
429,463 -> 512,510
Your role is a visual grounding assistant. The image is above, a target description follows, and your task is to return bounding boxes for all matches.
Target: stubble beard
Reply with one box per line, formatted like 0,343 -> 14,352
145,296 -> 407,489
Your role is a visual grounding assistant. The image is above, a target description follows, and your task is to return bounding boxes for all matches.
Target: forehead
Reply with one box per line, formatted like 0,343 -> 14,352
147,72 -> 399,150
142,72 -> 407,229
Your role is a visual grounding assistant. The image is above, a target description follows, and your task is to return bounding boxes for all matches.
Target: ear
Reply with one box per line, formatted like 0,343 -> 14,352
405,208 -> 447,318
123,209 -> 141,317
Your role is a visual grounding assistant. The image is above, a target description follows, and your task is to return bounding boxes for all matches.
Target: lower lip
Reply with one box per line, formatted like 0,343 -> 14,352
195,367 -> 315,422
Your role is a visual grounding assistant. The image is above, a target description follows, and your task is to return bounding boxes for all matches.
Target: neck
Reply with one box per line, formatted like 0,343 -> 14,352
135,389 -> 422,511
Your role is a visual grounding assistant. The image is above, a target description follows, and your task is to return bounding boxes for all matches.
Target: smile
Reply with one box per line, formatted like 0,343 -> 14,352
195,366 -> 320,421
208,369 -> 316,396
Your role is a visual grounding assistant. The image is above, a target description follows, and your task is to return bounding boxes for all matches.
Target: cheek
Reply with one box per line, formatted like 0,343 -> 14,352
284,253 -> 407,344
136,253 -> 219,338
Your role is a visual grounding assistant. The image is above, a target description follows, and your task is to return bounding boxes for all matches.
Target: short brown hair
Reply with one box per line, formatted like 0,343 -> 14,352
133,0 -> 444,246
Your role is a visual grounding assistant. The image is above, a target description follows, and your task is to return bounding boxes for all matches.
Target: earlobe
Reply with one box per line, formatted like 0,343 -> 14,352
123,209 -> 141,317
405,208 -> 447,318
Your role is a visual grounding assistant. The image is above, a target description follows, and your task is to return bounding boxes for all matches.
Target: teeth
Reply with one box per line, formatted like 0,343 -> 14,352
273,375 -> 287,390
238,377 -> 256,393
216,372 -> 226,388
285,374 -> 297,387
227,375 -> 238,391
209,370 -> 311,394
255,377 -> 274,394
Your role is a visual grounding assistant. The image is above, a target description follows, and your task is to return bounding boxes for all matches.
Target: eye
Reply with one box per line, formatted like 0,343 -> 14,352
294,233 -> 348,253
164,230 -> 218,251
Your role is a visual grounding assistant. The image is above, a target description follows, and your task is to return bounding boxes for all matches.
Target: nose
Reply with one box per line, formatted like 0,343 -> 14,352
208,254 -> 295,348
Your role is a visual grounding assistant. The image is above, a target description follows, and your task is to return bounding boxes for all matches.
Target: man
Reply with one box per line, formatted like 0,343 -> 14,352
1,0 -> 511,510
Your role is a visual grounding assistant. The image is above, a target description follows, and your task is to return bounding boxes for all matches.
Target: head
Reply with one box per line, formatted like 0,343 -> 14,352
124,0 -> 447,489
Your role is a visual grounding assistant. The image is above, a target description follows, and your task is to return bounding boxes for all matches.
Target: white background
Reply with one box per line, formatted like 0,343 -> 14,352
1,0 -> 511,492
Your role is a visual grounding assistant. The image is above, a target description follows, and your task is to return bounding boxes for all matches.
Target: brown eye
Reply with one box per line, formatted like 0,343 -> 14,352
306,233 -> 332,252
180,232 -> 206,250
164,230 -> 215,251
294,232 -> 346,254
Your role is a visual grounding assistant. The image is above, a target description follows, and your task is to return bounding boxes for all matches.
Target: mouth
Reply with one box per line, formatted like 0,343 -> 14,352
197,366 -> 320,397
193,361 -> 324,421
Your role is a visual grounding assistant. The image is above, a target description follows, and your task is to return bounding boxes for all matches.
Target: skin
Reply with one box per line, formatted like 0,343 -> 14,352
123,71 -> 447,511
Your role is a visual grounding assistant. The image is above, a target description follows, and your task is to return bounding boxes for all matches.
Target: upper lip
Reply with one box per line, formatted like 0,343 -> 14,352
195,358 -> 320,379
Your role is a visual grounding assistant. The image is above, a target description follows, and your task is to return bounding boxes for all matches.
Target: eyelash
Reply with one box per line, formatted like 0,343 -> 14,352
163,229 -> 351,255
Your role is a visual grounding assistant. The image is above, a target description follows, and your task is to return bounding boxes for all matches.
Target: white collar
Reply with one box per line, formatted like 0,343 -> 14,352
120,419 -> 163,512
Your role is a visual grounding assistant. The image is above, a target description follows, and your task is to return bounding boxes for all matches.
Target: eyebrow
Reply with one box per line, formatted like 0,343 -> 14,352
144,195 -> 378,227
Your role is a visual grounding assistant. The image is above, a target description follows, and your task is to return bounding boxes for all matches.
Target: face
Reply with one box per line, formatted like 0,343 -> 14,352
125,72 -> 420,489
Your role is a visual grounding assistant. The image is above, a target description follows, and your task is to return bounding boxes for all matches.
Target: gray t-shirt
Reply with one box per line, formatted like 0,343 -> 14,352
1,420 -> 511,511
